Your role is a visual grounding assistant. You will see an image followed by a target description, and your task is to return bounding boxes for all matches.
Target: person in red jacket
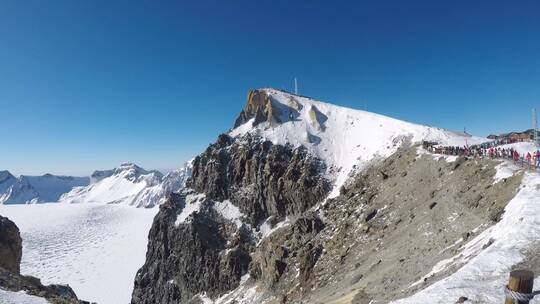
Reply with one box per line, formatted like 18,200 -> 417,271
513,150 -> 520,162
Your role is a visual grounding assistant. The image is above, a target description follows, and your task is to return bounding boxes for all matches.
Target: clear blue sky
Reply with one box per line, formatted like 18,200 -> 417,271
1,0 -> 539,176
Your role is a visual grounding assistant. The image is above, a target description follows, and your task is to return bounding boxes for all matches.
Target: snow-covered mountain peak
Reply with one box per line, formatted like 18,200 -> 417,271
90,163 -> 163,186
61,162 -> 190,207
231,88 -> 489,196
114,163 -> 163,184
0,170 -> 15,182
0,171 -> 16,193
117,162 -> 145,173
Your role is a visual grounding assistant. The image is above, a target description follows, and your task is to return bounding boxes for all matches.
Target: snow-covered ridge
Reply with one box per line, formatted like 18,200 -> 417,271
60,161 -> 192,207
231,88 -> 488,196
0,171 -> 89,204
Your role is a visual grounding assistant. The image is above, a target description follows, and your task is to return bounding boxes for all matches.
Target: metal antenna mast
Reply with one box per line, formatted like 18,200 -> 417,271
294,78 -> 298,95
533,108 -> 538,145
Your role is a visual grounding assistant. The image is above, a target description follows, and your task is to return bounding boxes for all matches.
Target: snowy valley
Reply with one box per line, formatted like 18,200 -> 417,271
0,163 -> 192,303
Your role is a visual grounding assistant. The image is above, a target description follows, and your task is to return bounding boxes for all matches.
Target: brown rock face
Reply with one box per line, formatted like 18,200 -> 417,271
131,133 -> 331,304
308,104 -> 327,131
234,89 -> 281,127
250,213 -> 324,289
0,215 -> 22,274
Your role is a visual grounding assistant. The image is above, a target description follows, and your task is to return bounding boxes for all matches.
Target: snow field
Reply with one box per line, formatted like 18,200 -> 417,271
0,202 -> 158,304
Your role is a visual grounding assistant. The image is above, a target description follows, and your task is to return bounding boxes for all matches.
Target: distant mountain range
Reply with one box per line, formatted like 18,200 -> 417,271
0,171 -> 89,204
0,162 -> 191,206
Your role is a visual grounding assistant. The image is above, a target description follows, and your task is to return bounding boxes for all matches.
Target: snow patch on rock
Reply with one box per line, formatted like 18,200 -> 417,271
213,200 -> 243,228
175,193 -> 205,226
493,161 -> 521,184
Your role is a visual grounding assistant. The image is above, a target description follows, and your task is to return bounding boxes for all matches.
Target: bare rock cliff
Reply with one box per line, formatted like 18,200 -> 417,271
131,133 -> 331,304
0,215 -> 22,274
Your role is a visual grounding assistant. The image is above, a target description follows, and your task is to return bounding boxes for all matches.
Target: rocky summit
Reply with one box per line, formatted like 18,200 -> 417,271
131,89 -> 533,304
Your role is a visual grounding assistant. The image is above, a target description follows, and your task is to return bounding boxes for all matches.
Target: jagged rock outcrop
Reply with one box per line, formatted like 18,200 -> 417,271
0,269 -> 83,304
250,212 -> 324,290
188,133 -> 330,226
0,215 -> 87,304
234,89 -> 277,127
132,134 -> 331,304
0,216 -> 22,274
233,89 -> 302,128
307,104 -> 327,131
132,193 -> 253,304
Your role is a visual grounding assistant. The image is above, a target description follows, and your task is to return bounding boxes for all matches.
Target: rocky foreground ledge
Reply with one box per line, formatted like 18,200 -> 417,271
0,215 -> 90,304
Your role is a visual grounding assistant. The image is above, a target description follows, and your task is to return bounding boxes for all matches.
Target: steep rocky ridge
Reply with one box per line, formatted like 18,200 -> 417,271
234,90 -> 282,127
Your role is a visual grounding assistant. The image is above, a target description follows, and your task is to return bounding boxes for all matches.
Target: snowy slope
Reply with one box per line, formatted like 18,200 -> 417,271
60,162 -> 191,207
162,160 -> 193,193
24,175 -> 89,202
0,171 -> 89,204
231,88 -> 488,196
0,288 -> 49,304
497,141 -> 539,155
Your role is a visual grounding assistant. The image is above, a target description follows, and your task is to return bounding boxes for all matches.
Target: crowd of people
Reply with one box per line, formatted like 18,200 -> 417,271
422,141 -> 540,169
